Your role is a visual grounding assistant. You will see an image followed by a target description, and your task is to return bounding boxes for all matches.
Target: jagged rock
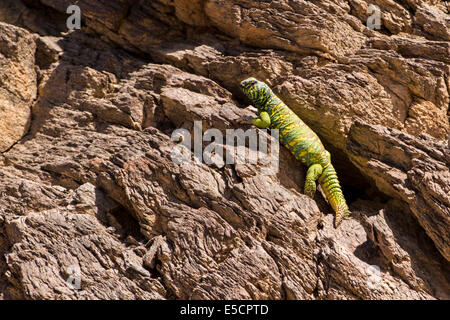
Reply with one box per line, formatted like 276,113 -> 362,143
355,199 -> 450,299
415,3 -> 450,40
204,0 -> 366,58
0,22 -> 36,152
3,209 -> 165,299
347,121 -> 450,262
0,0 -> 449,300
35,36 -> 62,69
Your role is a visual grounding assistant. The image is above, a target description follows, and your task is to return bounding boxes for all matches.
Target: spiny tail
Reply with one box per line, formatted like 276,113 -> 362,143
318,163 -> 350,227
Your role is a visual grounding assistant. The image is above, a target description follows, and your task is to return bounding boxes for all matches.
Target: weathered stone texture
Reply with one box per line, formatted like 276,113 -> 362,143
0,0 -> 448,300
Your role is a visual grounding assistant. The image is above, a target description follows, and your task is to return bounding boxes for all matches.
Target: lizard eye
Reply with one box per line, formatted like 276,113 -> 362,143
240,78 -> 258,90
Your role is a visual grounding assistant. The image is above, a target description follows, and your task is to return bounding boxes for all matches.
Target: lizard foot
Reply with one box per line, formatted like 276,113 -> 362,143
334,209 -> 351,228
304,181 -> 316,198
304,189 -> 315,199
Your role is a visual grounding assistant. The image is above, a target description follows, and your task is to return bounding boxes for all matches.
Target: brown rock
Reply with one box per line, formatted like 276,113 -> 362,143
415,3 -> 450,40
174,0 -> 209,27
0,22 -> 36,152
204,0 -> 366,58
347,121 -> 450,262
0,0 -> 449,300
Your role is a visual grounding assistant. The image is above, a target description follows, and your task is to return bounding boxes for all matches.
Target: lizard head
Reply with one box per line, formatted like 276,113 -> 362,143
240,77 -> 272,111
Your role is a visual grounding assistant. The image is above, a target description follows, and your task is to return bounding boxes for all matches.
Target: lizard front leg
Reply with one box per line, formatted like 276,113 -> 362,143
236,111 -> 271,128
304,163 -> 323,198
251,111 -> 271,129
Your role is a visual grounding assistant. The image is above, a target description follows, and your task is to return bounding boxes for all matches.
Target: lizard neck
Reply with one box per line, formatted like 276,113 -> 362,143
265,93 -> 282,114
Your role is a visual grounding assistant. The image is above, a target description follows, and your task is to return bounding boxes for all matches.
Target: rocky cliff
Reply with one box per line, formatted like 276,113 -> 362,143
0,0 -> 448,299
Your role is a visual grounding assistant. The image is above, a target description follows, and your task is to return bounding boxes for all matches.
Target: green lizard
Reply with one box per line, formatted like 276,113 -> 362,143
239,77 -> 351,227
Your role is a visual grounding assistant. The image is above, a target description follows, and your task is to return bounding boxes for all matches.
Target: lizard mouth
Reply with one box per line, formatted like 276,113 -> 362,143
240,80 -> 250,90
240,77 -> 258,91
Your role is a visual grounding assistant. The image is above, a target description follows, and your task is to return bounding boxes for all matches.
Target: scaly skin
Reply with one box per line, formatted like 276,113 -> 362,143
240,78 -> 350,227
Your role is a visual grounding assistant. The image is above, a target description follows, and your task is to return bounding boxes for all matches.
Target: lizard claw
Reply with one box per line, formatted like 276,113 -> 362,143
334,209 -> 351,228
304,181 -> 316,199
304,189 -> 315,199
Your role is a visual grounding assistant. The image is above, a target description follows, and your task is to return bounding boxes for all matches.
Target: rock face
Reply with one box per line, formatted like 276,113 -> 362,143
0,22 -> 36,152
347,121 -> 450,262
0,0 -> 449,300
